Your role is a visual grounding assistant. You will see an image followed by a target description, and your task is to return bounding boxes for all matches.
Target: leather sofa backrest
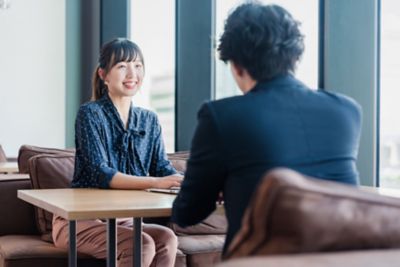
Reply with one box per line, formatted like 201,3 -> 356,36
18,146 -> 180,173
167,151 -> 189,173
28,153 -> 75,242
18,145 -> 75,174
226,168 -> 400,259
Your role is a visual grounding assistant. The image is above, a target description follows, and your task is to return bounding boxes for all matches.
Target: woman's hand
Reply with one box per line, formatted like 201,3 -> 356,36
153,174 -> 183,189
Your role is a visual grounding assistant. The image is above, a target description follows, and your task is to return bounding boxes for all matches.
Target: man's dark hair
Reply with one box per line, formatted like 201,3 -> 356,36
218,2 -> 304,81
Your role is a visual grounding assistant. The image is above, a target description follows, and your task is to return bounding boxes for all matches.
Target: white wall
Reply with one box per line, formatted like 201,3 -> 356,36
0,0 -> 65,157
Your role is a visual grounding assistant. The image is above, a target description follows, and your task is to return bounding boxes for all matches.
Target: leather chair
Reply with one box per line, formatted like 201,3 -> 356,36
220,168 -> 400,266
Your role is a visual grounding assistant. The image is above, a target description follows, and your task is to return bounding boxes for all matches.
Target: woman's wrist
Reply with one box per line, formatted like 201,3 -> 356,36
149,177 -> 158,188
110,172 -> 158,189
130,175 -> 158,188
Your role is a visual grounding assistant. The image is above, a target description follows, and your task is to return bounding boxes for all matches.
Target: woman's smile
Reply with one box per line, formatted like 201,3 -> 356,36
123,80 -> 137,89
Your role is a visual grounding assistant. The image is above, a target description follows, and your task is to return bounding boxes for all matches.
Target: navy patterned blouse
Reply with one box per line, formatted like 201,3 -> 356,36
71,93 -> 177,188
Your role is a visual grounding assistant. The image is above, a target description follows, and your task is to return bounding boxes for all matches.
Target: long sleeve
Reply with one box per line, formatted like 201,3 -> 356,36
149,114 -> 177,177
172,103 -> 226,226
73,106 -> 117,188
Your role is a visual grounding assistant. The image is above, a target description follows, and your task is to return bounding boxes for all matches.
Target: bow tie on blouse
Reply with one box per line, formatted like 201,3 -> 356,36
120,129 -> 146,153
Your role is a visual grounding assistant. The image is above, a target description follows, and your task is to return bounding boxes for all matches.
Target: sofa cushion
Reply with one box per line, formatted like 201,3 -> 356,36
28,154 -> 75,242
0,235 -> 69,258
171,212 -> 227,235
177,235 -> 224,267
0,235 -> 187,267
18,145 -> 75,174
0,235 -> 104,267
185,251 -> 222,267
178,235 -> 225,254
226,168 -> 400,259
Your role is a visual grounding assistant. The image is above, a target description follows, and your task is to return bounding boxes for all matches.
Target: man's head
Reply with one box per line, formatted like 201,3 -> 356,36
218,2 -> 304,86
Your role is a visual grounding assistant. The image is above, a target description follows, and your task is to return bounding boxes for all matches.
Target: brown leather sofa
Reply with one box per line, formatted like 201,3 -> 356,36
218,168 -> 400,267
0,145 -> 226,267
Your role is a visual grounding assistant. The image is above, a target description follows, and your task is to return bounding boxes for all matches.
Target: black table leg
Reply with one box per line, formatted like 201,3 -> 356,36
107,218 -> 117,267
69,220 -> 77,267
133,217 -> 143,267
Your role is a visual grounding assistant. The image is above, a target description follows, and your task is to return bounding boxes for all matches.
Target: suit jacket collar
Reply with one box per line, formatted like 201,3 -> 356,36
249,74 -> 305,93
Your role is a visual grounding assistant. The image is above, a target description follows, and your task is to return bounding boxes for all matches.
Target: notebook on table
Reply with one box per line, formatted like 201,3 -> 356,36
146,187 -> 180,195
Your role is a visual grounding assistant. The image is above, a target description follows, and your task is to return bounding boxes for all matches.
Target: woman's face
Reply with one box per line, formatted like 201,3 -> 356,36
101,57 -> 144,99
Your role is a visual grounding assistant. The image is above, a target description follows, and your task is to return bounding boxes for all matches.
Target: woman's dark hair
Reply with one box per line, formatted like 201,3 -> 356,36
92,38 -> 145,100
218,2 -> 304,81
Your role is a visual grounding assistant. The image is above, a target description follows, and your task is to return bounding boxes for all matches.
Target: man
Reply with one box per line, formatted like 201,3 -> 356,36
172,2 -> 362,253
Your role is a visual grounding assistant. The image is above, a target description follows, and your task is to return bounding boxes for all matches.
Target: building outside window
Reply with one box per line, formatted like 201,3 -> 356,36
131,0 -> 175,152
215,0 -> 319,99
379,0 -> 400,188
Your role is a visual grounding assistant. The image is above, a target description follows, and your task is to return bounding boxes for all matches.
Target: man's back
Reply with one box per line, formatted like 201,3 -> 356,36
172,74 -> 362,251
172,2 -> 362,254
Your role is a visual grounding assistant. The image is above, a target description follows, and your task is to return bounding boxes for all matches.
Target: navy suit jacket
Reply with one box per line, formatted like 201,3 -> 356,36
171,74 -> 362,252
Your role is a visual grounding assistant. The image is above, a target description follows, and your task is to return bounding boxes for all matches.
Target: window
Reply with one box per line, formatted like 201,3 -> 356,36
379,1 -> 400,188
215,0 -> 319,99
130,1 -> 175,152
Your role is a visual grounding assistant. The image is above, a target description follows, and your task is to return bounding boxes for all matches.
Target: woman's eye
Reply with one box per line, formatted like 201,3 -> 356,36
135,64 -> 143,69
118,64 -> 126,69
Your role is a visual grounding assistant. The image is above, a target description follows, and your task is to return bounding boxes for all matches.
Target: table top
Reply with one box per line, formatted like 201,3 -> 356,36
0,162 -> 19,173
18,188 -> 177,220
360,185 -> 400,198
0,173 -> 29,180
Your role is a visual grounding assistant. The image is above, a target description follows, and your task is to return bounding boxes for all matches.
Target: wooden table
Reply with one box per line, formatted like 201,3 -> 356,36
18,188 -> 177,267
0,173 -> 29,180
0,162 -> 18,173
360,185 -> 400,198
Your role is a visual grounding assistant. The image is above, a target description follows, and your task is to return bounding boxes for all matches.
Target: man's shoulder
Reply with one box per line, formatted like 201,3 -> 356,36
205,95 -> 245,112
317,90 -> 362,114
196,95 -> 245,122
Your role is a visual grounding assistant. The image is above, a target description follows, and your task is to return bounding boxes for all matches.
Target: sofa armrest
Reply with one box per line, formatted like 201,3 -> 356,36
0,178 -> 38,235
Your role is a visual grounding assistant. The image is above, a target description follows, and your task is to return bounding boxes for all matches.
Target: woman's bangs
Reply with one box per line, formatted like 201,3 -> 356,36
114,43 -> 138,64
104,40 -> 143,71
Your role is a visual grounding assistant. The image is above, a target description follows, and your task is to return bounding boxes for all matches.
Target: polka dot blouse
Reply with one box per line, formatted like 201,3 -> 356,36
71,93 -> 177,188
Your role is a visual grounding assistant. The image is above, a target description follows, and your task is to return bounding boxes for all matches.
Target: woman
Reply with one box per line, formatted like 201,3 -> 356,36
52,38 -> 182,267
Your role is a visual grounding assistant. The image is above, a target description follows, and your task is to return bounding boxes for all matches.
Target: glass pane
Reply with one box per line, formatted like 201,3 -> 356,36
131,1 -> 175,152
215,0 -> 319,99
379,1 -> 400,188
